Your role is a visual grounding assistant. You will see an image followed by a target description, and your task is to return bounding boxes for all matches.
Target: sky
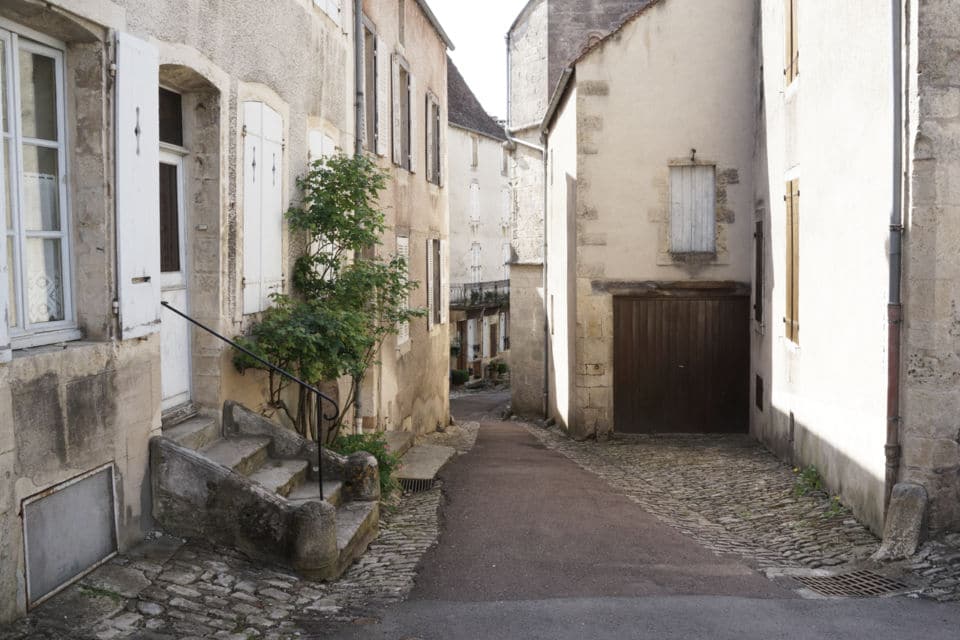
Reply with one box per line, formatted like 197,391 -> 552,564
427,0 -> 530,121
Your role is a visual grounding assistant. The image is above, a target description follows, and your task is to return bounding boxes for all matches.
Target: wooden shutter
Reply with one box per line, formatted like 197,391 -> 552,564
669,165 -> 716,253
391,54 -> 402,165
0,217 -> 9,362
397,236 -> 409,344
784,0 -> 798,83
434,102 -> 443,186
408,74 -> 417,173
439,238 -> 448,324
260,105 -> 284,310
376,37 -> 389,157
116,32 -> 162,339
754,220 -> 763,323
242,102 -> 263,314
424,95 -> 434,182
791,0 -> 799,79
784,179 -> 800,343
426,238 -> 434,330
308,129 -> 324,162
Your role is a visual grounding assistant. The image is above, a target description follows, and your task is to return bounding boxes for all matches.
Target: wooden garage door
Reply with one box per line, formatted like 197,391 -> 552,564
613,295 -> 749,433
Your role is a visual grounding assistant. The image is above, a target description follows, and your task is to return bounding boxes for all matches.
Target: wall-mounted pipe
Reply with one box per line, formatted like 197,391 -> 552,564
885,0 -> 904,511
354,0 -> 364,157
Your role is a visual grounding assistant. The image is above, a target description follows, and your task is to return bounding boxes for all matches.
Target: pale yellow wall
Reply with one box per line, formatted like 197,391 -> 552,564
755,0 -> 892,533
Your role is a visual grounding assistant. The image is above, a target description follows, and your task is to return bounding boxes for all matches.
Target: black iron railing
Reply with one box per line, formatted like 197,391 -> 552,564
450,279 -> 510,308
161,301 -> 339,500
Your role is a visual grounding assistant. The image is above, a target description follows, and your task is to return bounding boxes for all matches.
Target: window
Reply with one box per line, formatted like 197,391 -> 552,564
398,0 -> 405,45
242,101 -> 284,315
784,0 -> 799,85
363,24 -> 377,152
669,164 -> 716,254
469,181 -> 480,224
426,93 -> 441,184
784,179 -> 800,343
470,241 -> 481,283
396,235 -> 409,345
1,29 -> 74,344
392,55 -> 414,171
471,135 -> 478,168
426,237 -> 446,329
501,146 -> 509,176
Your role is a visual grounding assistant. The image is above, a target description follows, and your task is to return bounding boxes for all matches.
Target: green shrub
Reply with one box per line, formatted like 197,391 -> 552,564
793,464 -> 824,497
450,369 -> 470,386
496,361 -> 509,374
330,432 -> 399,497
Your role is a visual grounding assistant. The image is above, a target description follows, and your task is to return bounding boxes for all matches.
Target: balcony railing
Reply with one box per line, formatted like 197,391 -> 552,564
450,280 -> 510,308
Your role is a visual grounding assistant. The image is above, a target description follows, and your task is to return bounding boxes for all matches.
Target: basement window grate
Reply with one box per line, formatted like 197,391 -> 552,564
794,571 -> 908,597
399,478 -> 435,493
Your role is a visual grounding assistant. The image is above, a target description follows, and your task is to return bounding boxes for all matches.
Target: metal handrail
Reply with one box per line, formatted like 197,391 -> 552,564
161,301 -> 338,499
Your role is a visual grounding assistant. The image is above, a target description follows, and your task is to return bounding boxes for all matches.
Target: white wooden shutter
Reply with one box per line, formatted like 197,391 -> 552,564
376,37 -> 389,157
260,105 -> 284,309
426,238 -> 434,330
391,54 -> 402,165
424,95 -> 434,182
323,134 -> 336,157
0,221 -> 9,362
242,102 -> 263,314
669,165 -> 716,253
408,74 -> 417,173
308,129 -> 324,162
439,238 -> 448,324
396,236 -> 409,344
115,32 -> 161,339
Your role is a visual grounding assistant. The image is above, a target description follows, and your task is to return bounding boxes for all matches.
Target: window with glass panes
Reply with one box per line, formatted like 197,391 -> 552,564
1,28 -> 72,338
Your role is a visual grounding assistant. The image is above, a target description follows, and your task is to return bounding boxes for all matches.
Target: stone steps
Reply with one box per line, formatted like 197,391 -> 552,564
201,436 -> 271,476
162,415 -> 220,451
247,458 -> 309,497
288,480 -> 344,508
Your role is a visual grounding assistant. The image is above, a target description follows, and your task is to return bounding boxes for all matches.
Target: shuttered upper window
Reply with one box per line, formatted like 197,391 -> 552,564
396,235 -> 409,345
242,101 -> 284,315
784,0 -> 799,85
0,27 -> 75,350
669,164 -> 716,254
363,23 -> 377,152
426,93 -> 441,185
784,179 -> 800,343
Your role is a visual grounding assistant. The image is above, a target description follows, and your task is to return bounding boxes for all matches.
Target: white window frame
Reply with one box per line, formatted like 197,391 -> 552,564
1,28 -> 77,348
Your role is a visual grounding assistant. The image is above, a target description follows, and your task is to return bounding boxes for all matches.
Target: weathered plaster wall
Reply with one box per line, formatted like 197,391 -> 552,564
448,126 -> 511,284
900,0 -> 960,534
557,0 -> 755,439
545,87 -> 577,430
754,0 -> 891,533
361,0 -> 450,435
509,263 -> 545,416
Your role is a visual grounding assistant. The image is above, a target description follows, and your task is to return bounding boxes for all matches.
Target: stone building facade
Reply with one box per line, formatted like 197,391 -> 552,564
446,59 -> 510,379
0,0 -> 451,621
505,0 -> 650,416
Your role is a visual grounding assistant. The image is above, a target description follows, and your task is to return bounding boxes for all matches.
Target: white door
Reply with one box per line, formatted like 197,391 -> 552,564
159,150 -> 190,410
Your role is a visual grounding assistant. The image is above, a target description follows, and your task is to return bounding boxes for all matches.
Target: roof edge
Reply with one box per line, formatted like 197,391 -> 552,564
415,0 -> 455,50
540,67 -> 574,136
449,121 -> 507,142
571,0 -> 667,67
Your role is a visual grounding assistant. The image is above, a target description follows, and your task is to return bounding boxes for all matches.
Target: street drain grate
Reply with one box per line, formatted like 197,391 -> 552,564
794,571 -> 908,597
399,478 -> 435,493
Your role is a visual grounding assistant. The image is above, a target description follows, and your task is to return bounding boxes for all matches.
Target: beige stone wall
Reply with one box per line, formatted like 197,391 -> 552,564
754,0 -> 893,533
360,0 -> 450,436
509,263 -> 546,416
508,0 -> 548,132
552,0 -> 756,439
900,0 -> 960,534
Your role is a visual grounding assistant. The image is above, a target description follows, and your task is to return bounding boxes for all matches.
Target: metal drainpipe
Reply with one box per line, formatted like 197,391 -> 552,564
885,0 -> 905,511
353,0 -> 365,434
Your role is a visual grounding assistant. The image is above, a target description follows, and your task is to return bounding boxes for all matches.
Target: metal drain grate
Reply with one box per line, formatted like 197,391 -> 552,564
399,478 -> 435,493
795,571 -> 908,597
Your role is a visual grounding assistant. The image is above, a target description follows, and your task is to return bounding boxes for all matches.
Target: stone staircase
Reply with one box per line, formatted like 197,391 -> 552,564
151,402 -> 379,580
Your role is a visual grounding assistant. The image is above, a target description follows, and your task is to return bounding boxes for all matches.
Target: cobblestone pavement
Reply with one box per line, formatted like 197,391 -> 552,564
0,423 -> 483,640
524,423 -> 960,602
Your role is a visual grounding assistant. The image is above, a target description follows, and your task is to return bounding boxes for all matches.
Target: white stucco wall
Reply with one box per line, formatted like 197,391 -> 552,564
447,126 -> 511,285
754,0 -> 892,533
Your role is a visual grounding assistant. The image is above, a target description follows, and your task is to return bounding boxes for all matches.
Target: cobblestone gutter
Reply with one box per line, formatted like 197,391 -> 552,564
0,422 -> 480,640
525,424 -> 960,602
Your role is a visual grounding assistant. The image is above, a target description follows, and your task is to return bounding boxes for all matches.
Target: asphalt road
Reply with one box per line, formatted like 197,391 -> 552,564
328,391 -> 960,639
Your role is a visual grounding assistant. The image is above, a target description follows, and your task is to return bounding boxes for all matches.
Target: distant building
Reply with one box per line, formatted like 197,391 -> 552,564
446,58 -> 511,380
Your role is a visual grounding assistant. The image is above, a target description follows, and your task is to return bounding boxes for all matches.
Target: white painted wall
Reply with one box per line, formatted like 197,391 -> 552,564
448,125 -> 511,285
754,0 -> 892,533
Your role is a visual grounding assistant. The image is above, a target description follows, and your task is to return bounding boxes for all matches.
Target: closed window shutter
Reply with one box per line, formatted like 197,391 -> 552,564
426,238 -> 434,330
439,238 -> 448,324
308,129 -> 324,162
669,165 -> 716,253
408,74 -> 417,173
424,95 -> 434,182
791,179 -> 800,343
397,236 -> 409,344
242,102 -> 263,314
116,32 -> 162,339
260,105 -> 284,311
391,54 -> 402,165
376,37 -> 389,157
0,222 -> 9,362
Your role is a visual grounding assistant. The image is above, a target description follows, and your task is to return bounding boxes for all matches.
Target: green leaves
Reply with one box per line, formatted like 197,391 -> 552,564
234,152 -> 424,439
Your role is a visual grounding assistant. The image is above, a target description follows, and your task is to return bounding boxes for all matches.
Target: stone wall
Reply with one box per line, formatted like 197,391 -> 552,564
509,264 -> 546,417
900,0 -> 960,534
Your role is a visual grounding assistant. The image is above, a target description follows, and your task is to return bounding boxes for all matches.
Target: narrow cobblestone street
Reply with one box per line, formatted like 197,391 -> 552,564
4,390 -> 960,639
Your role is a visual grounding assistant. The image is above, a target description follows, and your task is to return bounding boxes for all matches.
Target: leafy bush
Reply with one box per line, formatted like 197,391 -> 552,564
793,464 -> 824,497
450,369 -> 470,386
330,432 -> 399,497
496,361 -> 509,375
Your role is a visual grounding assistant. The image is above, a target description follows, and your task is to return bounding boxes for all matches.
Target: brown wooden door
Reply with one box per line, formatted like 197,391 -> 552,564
613,295 -> 749,434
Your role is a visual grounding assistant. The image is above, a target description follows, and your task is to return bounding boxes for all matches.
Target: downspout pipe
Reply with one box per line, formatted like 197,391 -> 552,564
353,0 -> 364,434
885,0 -> 904,511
